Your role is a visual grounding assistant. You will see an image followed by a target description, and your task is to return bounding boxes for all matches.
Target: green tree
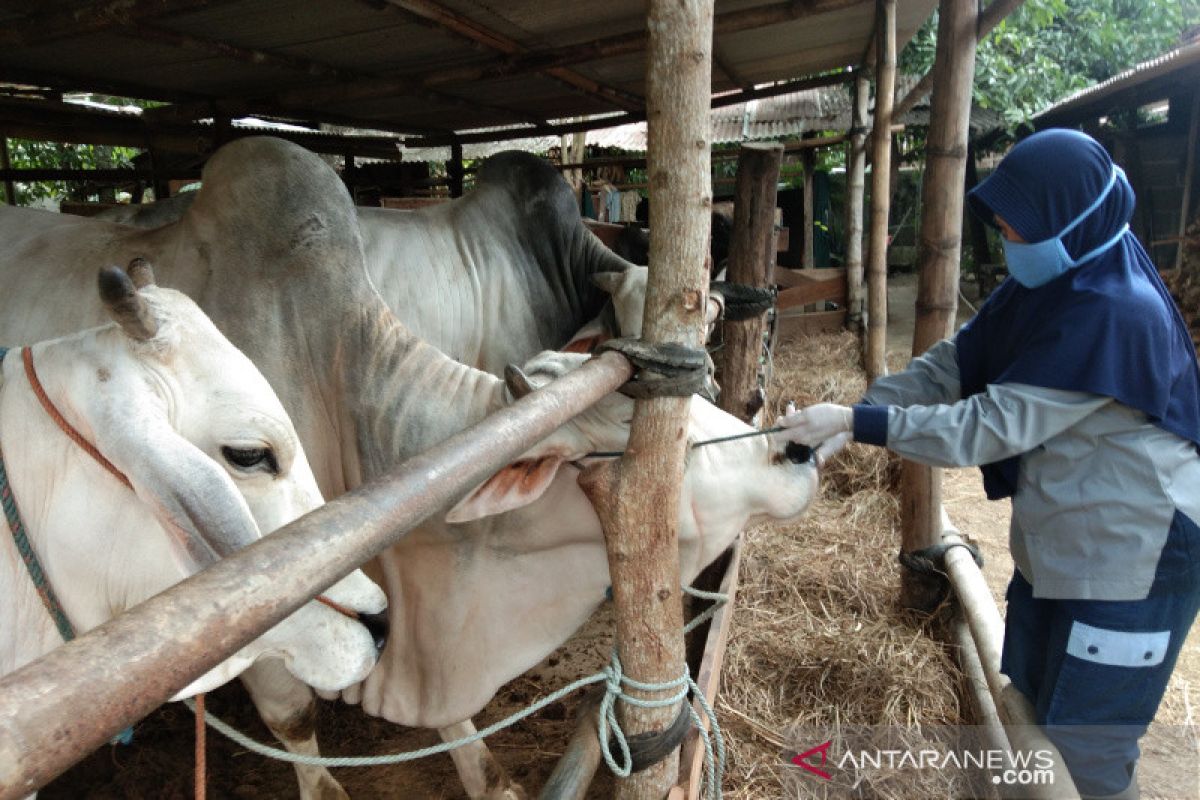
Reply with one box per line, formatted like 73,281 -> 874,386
903,0 -> 1198,130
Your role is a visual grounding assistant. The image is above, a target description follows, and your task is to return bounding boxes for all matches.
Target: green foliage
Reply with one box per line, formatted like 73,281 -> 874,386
902,0 -> 1196,132
6,140 -> 139,205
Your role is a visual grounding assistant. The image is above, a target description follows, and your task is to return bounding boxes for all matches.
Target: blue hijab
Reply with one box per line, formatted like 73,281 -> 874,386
959,129 -> 1200,499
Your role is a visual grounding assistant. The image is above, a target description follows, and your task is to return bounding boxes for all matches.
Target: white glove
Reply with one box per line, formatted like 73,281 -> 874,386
773,402 -> 853,448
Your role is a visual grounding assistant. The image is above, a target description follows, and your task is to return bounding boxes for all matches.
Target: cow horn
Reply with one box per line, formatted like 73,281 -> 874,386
127,257 -> 156,288
504,364 -> 536,400
98,265 -> 158,341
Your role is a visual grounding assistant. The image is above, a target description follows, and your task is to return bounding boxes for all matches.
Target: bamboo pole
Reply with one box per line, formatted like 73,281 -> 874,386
801,146 -> 816,270
716,142 -> 783,423
899,0 -> 979,610
938,511 -> 1080,798
845,70 -> 870,332
577,0 -> 714,796
1175,91 -> 1200,270
864,0 -> 896,378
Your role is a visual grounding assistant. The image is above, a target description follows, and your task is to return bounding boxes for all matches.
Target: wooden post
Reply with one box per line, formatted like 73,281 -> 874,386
578,1 -> 714,797
0,138 -> 15,206
864,0 -> 896,379
1175,91 -> 1200,270
150,148 -> 170,200
448,141 -> 465,198
899,0 -> 979,610
965,141 -> 996,295
845,70 -> 870,332
717,142 -> 783,423
801,146 -> 816,270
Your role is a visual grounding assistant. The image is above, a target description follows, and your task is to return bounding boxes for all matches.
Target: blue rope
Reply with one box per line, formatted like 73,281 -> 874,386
0,347 -> 133,746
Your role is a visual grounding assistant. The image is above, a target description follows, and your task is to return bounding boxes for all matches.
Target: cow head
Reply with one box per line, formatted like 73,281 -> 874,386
445,350 -> 819,571
67,261 -> 387,693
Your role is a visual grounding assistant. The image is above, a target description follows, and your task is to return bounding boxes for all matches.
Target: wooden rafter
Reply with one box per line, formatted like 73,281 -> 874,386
379,0 -> 645,113
143,0 -> 868,126
123,23 -> 553,132
0,0 -> 222,47
714,42 -> 753,91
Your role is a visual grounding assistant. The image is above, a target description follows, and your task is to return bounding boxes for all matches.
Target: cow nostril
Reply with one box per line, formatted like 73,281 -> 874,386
785,441 -> 813,464
360,610 -> 390,655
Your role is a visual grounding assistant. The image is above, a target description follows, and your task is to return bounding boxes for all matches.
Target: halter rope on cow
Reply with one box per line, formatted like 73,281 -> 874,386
184,584 -> 731,799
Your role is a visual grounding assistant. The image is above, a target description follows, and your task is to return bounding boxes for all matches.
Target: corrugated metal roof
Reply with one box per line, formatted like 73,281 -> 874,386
397,76 -> 1005,162
1034,39 -> 1200,126
0,0 -> 938,144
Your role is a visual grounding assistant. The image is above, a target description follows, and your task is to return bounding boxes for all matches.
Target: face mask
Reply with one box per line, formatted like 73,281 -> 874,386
1001,166 -> 1130,288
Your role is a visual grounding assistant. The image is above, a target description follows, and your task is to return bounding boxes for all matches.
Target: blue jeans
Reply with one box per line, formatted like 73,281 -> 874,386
1001,510 -> 1200,797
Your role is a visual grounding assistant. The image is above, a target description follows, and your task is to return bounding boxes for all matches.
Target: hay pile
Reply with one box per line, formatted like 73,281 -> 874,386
1161,215 -> 1200,352
718,332 -> 975,798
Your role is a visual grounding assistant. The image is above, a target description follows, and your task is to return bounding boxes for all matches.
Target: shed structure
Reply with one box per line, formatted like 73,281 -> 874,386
1034,37 -> 1200,270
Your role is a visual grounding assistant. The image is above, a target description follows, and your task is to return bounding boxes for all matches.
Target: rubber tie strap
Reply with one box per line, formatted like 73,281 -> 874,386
595,338 -> 709,399
898,539 -> 984,577
710,282 -> 777,321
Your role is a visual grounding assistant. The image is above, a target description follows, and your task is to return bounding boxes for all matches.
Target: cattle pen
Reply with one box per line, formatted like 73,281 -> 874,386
0,1 -> 1103,799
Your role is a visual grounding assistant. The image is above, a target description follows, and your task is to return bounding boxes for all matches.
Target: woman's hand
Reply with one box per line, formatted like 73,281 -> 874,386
773,402 -> 853,449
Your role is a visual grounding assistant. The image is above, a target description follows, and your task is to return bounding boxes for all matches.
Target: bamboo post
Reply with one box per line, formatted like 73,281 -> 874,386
801,146 -> 816,270
845,70 -> 870,332
577,0 -> 714,797
716,142 -> 783,423
864,0 -> 896,379
899,0 -> 978,610
1175,91 -> 1200,270
0,138 -> 14,206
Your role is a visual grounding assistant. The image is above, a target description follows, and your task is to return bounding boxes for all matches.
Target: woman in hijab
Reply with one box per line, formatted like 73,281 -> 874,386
775,128 -> 1200,799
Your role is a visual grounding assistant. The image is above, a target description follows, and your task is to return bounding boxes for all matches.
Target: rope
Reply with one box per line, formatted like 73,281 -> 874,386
22,347 -> 132,490
195,692 -> 207,800
186,588 -> 731,799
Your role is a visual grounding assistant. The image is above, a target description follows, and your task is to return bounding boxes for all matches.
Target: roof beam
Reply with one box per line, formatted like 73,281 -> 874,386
714,42 -> 753,91
153,0 -> 868,119
378,0 -> 645,113
0,0 -> 222,47
118,25 -> 551,134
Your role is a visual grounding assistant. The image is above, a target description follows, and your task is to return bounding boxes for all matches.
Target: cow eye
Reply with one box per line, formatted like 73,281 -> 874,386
221,446 -> 279,475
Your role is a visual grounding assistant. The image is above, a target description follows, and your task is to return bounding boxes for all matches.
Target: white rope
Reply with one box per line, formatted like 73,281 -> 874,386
187,588 -> 730,798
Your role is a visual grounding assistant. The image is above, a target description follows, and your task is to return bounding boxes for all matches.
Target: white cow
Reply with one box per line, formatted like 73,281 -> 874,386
0,261 -> 386,799
0,138 -> 815,799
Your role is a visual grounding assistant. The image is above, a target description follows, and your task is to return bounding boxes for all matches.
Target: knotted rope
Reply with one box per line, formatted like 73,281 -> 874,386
187,585 -> 730,799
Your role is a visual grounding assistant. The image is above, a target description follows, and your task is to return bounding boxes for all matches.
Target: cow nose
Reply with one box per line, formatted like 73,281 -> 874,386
360,610 -> 390,656
785,441 -> 813,464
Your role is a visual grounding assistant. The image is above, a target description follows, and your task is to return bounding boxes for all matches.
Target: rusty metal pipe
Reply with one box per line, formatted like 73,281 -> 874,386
0,352 -> 632,800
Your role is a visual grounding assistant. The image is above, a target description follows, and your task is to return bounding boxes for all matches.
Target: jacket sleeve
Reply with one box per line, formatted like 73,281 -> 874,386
851,382 -> 1112,468
861,338 -> 962,408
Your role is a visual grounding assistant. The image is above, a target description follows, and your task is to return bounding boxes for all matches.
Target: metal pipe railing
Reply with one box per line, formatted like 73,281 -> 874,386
0,351 -> 633,800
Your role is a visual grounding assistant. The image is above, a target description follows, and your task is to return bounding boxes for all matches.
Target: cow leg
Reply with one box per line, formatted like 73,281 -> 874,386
439,720 -> 527,799
240,659 -> 348,800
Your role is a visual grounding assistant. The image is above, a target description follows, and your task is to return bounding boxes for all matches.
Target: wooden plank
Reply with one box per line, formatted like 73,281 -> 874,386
59,201 -> 123,217
774,267 -> 844,288
677,536 -> 744,800
776,276 -> 847,310
775,308 -> 847,338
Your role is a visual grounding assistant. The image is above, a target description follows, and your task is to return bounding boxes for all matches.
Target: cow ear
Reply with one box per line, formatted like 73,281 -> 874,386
590,271 -> 624,294
444,456 -> 568,523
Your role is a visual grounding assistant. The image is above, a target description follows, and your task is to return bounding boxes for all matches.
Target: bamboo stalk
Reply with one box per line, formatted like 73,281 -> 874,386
845,71 -> 870,332
899,0 -> 978,610
578,1 -> 715,796
864,0 -> 896,378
